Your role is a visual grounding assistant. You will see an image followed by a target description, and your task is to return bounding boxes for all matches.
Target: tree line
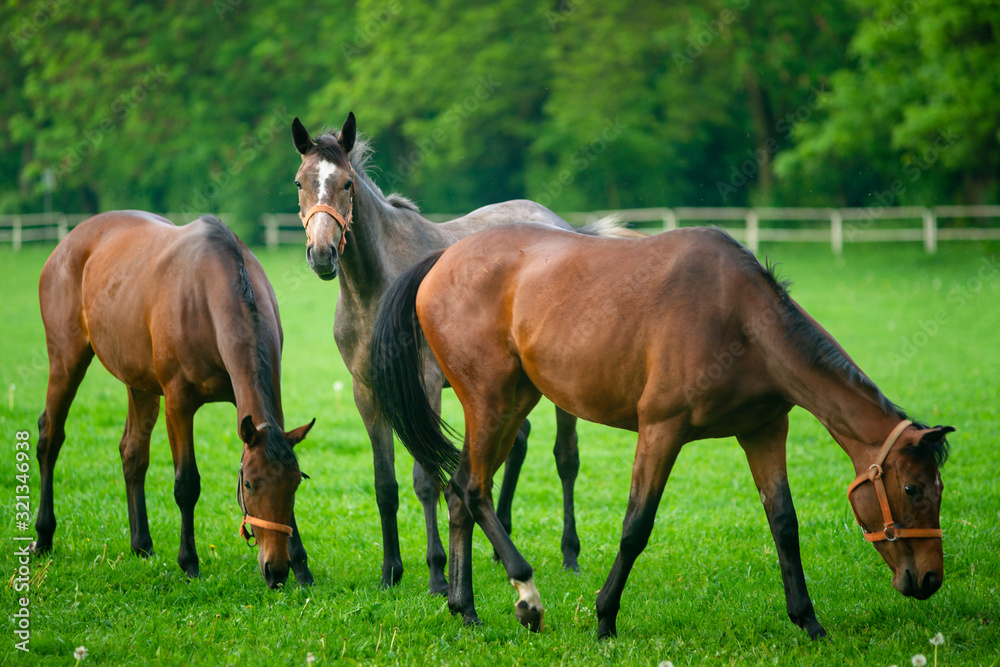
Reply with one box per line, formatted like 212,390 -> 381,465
2,0 -> 997,238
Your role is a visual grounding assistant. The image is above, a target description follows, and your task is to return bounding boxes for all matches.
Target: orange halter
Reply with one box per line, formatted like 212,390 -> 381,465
846,419 -> 942,542
236,454 -> 293,546
300,170 -> 355,254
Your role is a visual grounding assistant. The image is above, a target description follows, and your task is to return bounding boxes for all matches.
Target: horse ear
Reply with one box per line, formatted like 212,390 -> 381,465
292,117 -> 314,155
285,418 -> 316,447
338,111 -> 356,155
919,426 -> 955,444
240,415 -> 260,447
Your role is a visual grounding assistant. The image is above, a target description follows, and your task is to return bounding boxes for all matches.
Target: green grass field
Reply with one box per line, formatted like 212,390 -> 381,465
1,239 -> 998,666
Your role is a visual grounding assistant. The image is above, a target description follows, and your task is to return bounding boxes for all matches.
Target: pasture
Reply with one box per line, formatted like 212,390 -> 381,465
1,239 -> 998,666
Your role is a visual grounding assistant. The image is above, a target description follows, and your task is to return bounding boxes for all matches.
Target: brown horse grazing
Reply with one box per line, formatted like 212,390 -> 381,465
370,223 -> 953,638
34,211 -> 315,589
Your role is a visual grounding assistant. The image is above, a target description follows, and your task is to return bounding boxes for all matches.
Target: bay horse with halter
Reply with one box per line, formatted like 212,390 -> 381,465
370,223 -> 953,638
291,113 -> 635,592
34,211 -> 315,588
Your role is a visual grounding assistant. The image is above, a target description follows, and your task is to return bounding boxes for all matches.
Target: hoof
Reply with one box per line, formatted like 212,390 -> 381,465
132,546 -> 155,558
807,622 -> 827,641
596,621 -> 617,640
29,540 -> 52,555
515,599 -> 544,632
428,577 -> 449,597
462,611 -> 482,627
379,562 -> 403,589
562,558 -> 580,572
295,570 -> 315,587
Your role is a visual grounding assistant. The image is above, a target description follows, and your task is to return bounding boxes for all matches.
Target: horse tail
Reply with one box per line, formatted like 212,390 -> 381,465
576,213 -> 647,238
370,249 -> 461,489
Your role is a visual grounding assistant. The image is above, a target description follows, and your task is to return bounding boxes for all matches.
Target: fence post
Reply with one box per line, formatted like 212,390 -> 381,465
745,209 -> 759,253
922,208 -> 937,254
13,216 -> 22,252
830,209 -> 843,255
58,214 -> 68,241
264,215 -> 278,249
662,208 -> 677,233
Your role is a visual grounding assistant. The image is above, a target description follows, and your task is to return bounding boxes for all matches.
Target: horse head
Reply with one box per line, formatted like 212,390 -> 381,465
292,113 -> 356,280
847,423 -> 953,600
237,415 -> 314,589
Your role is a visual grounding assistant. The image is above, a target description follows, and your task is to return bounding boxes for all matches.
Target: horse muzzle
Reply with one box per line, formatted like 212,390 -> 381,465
306,243 -> 339,280
893,566 -> 942,600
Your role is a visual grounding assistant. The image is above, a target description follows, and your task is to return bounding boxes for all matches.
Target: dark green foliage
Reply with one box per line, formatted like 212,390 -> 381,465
3,0 -> 997,235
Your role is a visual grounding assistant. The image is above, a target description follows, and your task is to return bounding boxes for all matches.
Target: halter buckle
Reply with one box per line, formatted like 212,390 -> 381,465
883,524 -> 897,542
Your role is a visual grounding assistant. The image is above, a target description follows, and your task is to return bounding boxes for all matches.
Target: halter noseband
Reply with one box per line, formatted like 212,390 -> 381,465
300,168 -> 355,254
846,419 -> 942,543
236,423 -> 294,545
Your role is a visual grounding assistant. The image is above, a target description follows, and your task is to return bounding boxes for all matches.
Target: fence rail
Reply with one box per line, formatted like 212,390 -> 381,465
4,206 -> 1000,254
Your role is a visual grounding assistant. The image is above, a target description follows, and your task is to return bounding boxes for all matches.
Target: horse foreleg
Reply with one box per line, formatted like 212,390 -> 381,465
596,418 -> 683,639
493,419 -> 529,562
163,391 -> 201,578
554,407 -> 581,571
287,511 -> 314,586
33,338 -> 94,554
737,414 -> 826,640
120,388 -> 159,557
353,381 -> 404,588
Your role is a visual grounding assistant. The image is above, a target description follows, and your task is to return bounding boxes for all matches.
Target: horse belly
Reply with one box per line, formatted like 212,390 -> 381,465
83,282 -> 160,393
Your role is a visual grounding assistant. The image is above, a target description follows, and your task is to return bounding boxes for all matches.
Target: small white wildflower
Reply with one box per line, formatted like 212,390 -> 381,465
929,632 -> 945,646
332,381 -> 344,393
658,662 -> 674,667
912,654 -> 927,667
306,652 -> 317,665
74,646 -> 89,661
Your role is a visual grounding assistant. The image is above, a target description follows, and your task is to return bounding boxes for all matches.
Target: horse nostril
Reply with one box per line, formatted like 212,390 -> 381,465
921,571 -> 941,594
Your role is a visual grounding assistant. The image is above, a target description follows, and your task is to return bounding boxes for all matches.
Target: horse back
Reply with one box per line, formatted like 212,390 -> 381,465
417,224 -> 781,431
41,211 -> 271,398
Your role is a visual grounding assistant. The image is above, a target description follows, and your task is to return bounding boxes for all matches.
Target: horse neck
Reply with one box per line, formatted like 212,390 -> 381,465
215,296 -> 285,431
751,293 -> 905,472
790,368 -> 905,473
337,177 -> 433,301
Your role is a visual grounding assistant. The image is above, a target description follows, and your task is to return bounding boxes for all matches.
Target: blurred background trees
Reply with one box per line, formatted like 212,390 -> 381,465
3,0 -> 998,237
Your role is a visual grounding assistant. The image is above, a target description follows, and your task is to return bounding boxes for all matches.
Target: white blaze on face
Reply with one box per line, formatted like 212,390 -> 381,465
314,159 -> 341,204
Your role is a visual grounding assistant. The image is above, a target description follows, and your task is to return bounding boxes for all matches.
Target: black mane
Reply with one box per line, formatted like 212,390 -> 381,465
708,227 -> 905,420
199,215 -> 296,467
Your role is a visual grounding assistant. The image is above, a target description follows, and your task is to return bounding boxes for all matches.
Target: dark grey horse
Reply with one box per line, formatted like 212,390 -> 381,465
291,112 -> 631,593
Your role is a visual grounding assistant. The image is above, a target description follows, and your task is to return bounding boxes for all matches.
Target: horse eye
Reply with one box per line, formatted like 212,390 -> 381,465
243,481 -> 253,492
904,484 -> 920,497
343,180 -> 353,191
295,180 -> 302,190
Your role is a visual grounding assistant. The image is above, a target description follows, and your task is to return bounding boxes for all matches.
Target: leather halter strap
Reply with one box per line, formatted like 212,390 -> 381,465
846,419 -> 942,542
236,450 -> 294,545
300,170 -> 355,254
240,514 -> 293,542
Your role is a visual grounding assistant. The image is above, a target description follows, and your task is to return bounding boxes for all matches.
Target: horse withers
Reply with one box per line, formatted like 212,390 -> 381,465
34,211 -> 315,588
370,223 -> 952,638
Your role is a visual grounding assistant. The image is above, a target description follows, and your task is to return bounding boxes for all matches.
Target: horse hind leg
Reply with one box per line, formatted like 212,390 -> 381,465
453,378 -> 545,631
492,418 -> 529,562
33,326 -> 95,554
120,388 -> 160,557
737,414 -> 826,640
554,407 -> 581,571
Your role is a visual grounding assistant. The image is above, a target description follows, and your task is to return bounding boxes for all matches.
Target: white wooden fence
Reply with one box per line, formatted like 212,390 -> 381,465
5,206 -> 1000,254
